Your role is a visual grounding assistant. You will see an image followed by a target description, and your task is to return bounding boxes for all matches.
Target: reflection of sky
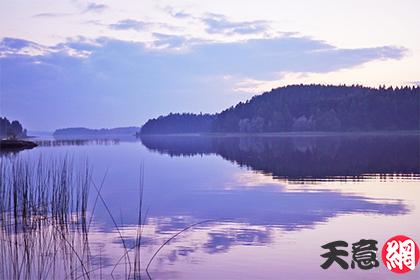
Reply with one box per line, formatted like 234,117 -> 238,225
16,140 -> 409,229
6,140 -> 420,279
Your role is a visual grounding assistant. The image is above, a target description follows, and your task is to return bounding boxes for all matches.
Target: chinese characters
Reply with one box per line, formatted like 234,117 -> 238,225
321,235 -> 419,274
321,239 -> 379,270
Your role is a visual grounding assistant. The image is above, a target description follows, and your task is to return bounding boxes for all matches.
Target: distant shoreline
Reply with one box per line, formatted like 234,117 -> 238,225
139,130 -> 420,137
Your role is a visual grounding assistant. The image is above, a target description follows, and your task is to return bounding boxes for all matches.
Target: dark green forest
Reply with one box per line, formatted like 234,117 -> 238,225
141,85 -> 420,134
0,117 -> 27,138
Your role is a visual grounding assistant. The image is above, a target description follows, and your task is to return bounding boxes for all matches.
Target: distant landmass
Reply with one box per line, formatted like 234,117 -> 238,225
141,84 -> 420,134
53,127 -> 141,139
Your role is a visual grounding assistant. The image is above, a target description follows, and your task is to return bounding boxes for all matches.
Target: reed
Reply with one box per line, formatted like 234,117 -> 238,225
0,156 -> 91,280
0,156 -> 207,279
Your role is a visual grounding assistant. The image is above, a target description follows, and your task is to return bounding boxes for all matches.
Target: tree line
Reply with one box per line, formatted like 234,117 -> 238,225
0,117 -> 27,138
141,84 -> 420,134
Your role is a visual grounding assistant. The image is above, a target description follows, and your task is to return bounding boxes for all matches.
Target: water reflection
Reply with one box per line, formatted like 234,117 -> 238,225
0,139 -> 120,156
1,135 -> 419,279
145,189 -> 406,231
203,228 -> 272,254
36,139 -> 120,147
140,134 -> 420,181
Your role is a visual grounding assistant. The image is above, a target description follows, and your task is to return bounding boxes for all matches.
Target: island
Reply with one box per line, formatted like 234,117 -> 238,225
0,117 -> 37,151
53,126 -> 141,139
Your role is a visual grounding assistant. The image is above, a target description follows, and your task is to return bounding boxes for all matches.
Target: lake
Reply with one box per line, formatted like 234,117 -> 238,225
1,133 -> 419,279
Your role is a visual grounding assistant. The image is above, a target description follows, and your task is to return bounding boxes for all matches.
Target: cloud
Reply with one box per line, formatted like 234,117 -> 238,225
109,19 -> 149,31
152,33 -> 205,49
0,36 -> 407,129
84,2 -> 107,13
32,2 -> 107,18
153,33 -> 188,48
108,19 -> 178,33
163,6 -> 191,19
0,37 -> 94,58
172,11 -> 191,19
408,81 -> 420,86
0,37 -> 53,57
203,229 -> 271,254
32,12 -> 72,18
202,13 -> 269,35
1,38 -> 35,50
163,9 -> 269,36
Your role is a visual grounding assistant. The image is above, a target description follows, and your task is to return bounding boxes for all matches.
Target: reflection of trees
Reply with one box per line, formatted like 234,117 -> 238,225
140,135 -> 420,180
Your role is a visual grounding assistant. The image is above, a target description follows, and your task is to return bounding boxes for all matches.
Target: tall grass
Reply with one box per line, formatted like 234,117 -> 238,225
0,157 -> 91,279
0,156 -> 208,280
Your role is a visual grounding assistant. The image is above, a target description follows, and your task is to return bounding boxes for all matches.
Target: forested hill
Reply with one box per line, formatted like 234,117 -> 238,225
140,85 -> 420,134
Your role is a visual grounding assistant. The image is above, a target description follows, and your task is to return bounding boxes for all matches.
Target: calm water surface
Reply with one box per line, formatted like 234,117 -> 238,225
1,134 -> 419,279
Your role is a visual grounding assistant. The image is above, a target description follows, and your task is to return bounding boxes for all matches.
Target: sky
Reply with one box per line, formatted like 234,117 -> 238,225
0,0 -> 419,131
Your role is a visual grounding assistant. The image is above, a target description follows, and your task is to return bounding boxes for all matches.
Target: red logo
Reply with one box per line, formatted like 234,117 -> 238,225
381,235 -> 419,273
